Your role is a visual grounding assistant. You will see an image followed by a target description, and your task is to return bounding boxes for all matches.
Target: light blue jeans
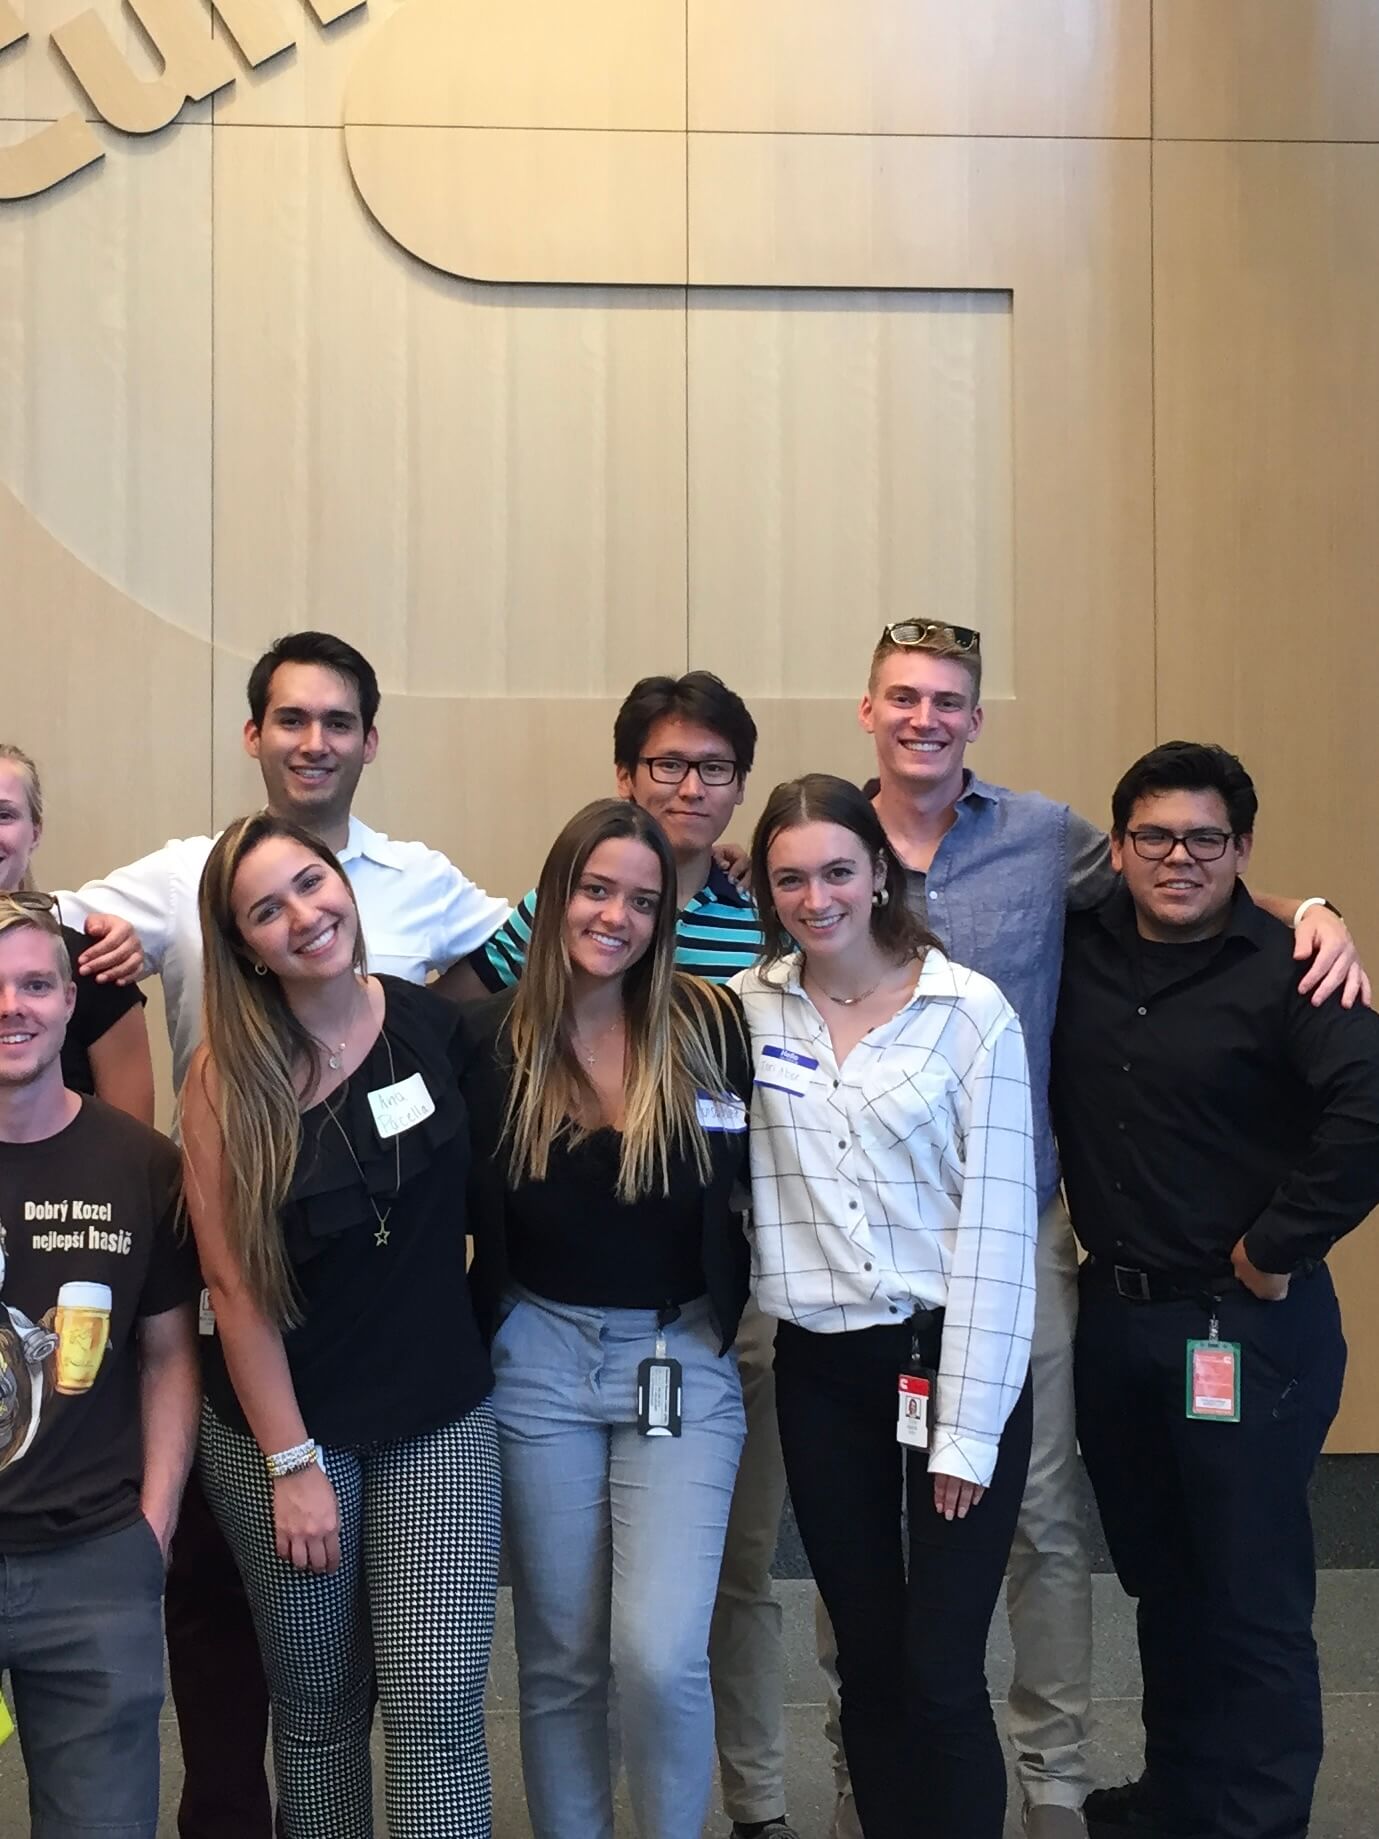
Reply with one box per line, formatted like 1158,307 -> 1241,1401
491,1287 -> 746,1839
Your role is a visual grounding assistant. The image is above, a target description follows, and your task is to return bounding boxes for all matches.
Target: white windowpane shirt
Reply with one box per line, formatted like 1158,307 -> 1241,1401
732,951 -> 1037,1486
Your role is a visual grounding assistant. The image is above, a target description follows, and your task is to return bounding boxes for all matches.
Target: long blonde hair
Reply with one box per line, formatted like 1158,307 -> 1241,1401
505,799 -> 743,1200
186,812 -> 365,1325
0,745 -> 43,891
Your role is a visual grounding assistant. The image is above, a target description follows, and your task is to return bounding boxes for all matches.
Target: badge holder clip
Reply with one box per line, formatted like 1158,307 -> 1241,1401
637,1334 -> 683,1438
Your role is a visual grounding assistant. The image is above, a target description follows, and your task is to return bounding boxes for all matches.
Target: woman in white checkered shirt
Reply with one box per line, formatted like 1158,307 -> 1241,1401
731,773 -> 1037,1839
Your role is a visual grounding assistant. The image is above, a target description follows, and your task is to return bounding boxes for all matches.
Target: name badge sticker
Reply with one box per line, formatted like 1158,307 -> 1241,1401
755,1044 -> 820,1098
696,1091 -> 747,1132
367,1072 -> 436,1140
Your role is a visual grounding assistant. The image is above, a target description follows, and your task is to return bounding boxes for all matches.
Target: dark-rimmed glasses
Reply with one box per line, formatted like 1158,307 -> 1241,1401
1125,828 -> 1234,863
882,621 -> 981,654
638,756 -> 740,787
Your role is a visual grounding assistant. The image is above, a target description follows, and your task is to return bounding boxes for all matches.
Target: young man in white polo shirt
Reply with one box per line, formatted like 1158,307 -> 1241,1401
58,631 -> 510,1839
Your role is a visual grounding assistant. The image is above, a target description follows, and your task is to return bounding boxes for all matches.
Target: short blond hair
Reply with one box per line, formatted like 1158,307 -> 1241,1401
0,897 -> 71,983
868,632 -> 982,705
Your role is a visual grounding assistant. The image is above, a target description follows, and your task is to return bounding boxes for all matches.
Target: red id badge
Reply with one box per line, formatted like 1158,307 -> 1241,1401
896,1372 -> 931,1450
1186,1338 -> 1241,1422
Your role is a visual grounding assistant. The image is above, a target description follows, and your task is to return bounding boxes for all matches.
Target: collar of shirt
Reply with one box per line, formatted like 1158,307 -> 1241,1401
763,946 -> 964,1012
691,860 -> 755,912
338,815 -> 409,873
862,767 -> 1002,816
1094,878 -> 1269,957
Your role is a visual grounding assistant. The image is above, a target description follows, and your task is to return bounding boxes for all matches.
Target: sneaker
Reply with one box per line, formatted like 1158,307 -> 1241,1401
1023,1807 -> 1088,1838
731,1825 -> 803,1839
1083,1778 -> 1209,1839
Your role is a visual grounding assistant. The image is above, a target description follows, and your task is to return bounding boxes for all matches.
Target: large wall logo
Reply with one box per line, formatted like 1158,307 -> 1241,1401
0,0 -> 916,287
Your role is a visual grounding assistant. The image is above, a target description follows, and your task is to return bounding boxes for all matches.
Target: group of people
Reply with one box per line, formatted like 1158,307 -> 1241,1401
0,625 -> 1375,1839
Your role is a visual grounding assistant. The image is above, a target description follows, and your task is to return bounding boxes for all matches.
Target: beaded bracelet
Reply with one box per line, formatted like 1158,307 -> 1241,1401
264,1439 -> 323,1480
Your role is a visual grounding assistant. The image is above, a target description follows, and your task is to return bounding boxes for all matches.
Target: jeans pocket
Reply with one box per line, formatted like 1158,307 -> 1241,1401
131,1512 -> 169,1585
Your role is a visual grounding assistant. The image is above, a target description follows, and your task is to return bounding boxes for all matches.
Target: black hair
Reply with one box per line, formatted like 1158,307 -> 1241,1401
246,633 -> 382,735
613,672 -> 757,778
750,773 -> 940,973
1110,741 -> 1258,839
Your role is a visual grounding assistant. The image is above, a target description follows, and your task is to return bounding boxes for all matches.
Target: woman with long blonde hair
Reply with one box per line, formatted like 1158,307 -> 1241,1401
180,811 -> 500,1839
461,797 -> 752,1839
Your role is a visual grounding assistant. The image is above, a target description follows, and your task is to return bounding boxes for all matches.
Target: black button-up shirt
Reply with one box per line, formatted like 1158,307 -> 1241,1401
1052,882 -> 1379,1278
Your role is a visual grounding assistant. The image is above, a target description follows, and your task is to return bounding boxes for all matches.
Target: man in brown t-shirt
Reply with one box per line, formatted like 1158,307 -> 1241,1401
0,896 -> 200,1838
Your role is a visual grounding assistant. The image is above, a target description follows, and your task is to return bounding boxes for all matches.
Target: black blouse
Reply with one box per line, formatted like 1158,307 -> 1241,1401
461,986 -> 754,1352
202,978 -> 491,1448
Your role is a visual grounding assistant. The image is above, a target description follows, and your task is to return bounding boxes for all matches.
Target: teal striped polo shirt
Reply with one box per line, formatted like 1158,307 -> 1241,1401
474,862 -> 763,990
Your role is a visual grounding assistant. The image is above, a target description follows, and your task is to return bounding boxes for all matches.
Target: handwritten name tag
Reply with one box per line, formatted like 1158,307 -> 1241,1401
367,1072 -> 436,1140
697,1091 -> 747,1132
755,1044 -> 820,1098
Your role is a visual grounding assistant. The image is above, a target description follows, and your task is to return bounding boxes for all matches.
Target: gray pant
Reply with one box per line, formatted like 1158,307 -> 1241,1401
710,1294 -> 790,1826
0,1517 -> 166,1839
819,1197 -> 1094,1814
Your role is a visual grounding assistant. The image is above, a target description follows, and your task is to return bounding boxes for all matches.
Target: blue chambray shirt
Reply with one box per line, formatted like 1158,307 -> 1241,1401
889,771 -> 1117,1211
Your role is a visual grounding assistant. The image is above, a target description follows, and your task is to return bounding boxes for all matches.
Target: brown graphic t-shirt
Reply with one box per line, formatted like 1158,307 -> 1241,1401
0,1097 -> 198,1553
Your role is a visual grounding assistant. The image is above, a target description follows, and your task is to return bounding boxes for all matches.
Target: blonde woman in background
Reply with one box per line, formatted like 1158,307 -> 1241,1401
461,798 -> 752,1839
179,810 -> 499,1839
0,743 -> 153,1122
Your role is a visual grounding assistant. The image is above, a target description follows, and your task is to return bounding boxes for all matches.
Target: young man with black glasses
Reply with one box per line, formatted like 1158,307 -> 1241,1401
473,672 -> 799,1839
833,625 -> 1367,1839
1053,741 -> 1379,1839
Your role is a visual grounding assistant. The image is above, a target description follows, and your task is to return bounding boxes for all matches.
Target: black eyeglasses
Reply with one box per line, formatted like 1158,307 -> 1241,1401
638,756 -> 740,787
1126,828 -> 1234,863
882,620 -> 981,654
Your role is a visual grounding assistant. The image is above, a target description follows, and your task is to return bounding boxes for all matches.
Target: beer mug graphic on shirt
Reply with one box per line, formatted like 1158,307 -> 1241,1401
52,1282 -> 112,1395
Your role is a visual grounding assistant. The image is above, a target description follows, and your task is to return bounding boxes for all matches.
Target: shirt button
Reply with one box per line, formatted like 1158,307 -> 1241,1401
848,1199 -> 859,1211
1121,1063 -> 1131,1073
1117,1121 -> 1126,1132
889,1305 -> 899,1315
1136,1006 -> 1147,1017
832,1078 -> 840,1089
837,1139 -> 847,1150
863,1261 -> 873,1273
928,891 -> 938,900
1114,1181 -> 1124,1193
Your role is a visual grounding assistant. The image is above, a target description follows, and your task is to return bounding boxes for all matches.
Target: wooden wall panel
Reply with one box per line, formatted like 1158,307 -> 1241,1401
689,0 -> 1151,137
688,290 -> 1015,701
1154,139 -> 1379,1447
1154,0 -> 1379,142
0,120 -> 212,632
212,126 -> 688,703
690,135 -> 1156,822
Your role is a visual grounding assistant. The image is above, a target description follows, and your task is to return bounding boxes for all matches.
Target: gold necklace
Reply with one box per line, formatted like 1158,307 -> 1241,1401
811,954 -> 917,1008
321,1031 -> 402,1247
314,979 -> 369,1072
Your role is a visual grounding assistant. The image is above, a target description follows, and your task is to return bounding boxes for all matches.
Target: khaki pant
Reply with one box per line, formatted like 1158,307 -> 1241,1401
710,1294 -> 791,1826
818,1196 -> 1094,1814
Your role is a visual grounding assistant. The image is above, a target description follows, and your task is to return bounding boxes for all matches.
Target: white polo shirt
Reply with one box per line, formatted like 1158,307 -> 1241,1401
732,950 -> 1037,1485
58,817 -> 511,1092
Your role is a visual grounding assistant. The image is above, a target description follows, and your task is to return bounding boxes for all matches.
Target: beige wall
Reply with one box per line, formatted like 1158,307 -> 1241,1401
1,0 -> 1377,1444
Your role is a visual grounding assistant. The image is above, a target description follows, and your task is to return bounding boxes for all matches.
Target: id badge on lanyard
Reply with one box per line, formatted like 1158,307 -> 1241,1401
637,1334 -> 683,1438
897,1319 -> 938,1451
1186,1313 -> 1240,1423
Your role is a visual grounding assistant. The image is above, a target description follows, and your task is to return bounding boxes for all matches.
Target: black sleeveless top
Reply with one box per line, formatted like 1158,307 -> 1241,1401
202,978 -> 490,1448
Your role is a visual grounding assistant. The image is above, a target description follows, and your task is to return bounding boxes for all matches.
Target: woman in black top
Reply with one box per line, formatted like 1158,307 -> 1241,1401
0,744 -> 153,1120
462,798 -> 750,1839
181,812 -> 498,1839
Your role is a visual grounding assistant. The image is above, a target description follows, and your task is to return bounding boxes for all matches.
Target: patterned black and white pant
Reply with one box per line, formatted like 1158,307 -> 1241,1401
199,1399 -> 501,1839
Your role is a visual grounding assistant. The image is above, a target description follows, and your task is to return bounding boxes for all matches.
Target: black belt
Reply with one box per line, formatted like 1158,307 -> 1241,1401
1086,1257 -> 1237,1305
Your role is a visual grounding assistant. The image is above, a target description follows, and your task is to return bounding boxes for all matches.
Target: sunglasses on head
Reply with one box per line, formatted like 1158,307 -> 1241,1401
881,621 -> 981,654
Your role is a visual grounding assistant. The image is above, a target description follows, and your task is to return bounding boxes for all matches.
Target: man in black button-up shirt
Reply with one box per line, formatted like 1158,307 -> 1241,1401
1052,741 -> 1379,1839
